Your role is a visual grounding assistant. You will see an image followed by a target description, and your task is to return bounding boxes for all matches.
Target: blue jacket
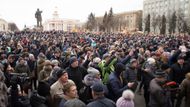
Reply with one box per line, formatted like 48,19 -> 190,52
107,72 -> 128,101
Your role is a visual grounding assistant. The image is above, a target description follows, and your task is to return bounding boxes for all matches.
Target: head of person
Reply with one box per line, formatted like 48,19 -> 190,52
37,81 -> 51,97
57,69 -> 68,83
155,69 -> 167,84
147,58 -> 156,65
87,67 -> 101,79
116,89 -> 135,107
18,57 -> 25,65
62,82 -> 78,99
54,49 -> 61,58
69,57 -> 78,68
91,83 -> 105,99
102,54 -> 110,62
51,59 -> 59,67
186,72 -> 190,80
130,58 -> 138,68
177,55 -> 185,65
115,63 -> 126,76
64,99 -> 86,107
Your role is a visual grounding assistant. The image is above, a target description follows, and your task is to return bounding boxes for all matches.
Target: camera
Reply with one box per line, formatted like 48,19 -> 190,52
10,73 -> 30,86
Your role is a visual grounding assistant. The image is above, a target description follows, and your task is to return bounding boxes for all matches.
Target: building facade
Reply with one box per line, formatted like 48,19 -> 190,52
43,9 -> 82,32
95,10 -> 142,33
143,0 -> 190,33
0,18 -> 8,31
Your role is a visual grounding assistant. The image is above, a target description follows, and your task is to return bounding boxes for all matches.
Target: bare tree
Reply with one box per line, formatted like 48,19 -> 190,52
157,15 -> 162,33
151,13 -> 158,33
177,9 -> 185,33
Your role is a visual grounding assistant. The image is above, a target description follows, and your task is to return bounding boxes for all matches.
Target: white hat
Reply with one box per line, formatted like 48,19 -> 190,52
147,58 -> 156,65
87,67 -> 99,75
93,57 -> 101,63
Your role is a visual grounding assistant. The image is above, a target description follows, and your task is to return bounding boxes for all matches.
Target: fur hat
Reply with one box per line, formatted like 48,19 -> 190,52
147,58 -> 156,65
83,73 -> 101,86
51,60 -> 59,66
93,57 -> 101,63
87,67 -> 99,75
116,90 -> 135,107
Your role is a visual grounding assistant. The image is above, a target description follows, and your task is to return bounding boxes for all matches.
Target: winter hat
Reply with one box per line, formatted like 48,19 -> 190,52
115,63 -> 126,74
69,57 -> 78,64
177,55 -> 185,60
37,81 -> 50,97
116,90 -> 135,107
91,82 -> 104,93
57,69 -> 67,78
29,53 -> 35,59
84,73 -> 101,86
38,53 -> 46,59
102,53 -> 110,59
87,67 -> 100,75
130,58 -> 137,64
93,57 -> 101,63
147,58 -> 156,65
155,69 -> 166,78
51,60 -> 59,66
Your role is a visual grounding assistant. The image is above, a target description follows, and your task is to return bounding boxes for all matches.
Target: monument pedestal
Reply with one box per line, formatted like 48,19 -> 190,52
34,26 -> 43,31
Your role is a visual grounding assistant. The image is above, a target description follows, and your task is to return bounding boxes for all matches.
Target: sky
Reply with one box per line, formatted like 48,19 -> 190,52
0,0 -> 143,30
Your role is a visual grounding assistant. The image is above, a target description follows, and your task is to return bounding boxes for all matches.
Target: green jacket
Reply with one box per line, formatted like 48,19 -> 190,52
98,58 -> 117,84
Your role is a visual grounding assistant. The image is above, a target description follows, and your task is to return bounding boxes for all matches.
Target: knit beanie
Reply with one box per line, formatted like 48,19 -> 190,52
116,90 -> 135,107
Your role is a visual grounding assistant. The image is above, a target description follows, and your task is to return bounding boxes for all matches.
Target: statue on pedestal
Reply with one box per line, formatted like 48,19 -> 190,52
35,8 -> 42,27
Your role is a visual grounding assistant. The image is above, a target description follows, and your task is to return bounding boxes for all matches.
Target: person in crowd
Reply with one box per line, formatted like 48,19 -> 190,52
38,60 -> 53,81
149,69 -> 172,107
123,58 -> 139,92
170,55 -> 190,84
142,57 -> 158,107
59,81 -> 78,107
37,53 -> 46,79
107,63 -> 134,101
0,70 -> 8,107
116,89 -> 135,107
15,57 -> 30,75
50,69 -> 74,107
28,53 -> 37,89
98,53 -> 117,84
65,56 -> 87,97
176,72 -> 190,107
87,83 -> 116,107
64,98 -> 86,107
3,63 -> 14,87
30,81 -> 52,107
80,67 -> 102,104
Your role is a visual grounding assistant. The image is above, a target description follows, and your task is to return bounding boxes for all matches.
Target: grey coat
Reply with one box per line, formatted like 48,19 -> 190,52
149,79 -> 172,107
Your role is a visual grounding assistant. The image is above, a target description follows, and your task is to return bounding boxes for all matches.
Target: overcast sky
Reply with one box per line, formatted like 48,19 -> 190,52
0,0 -> 143,29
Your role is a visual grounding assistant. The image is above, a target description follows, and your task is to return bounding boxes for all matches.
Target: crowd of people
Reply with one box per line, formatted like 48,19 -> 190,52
0,31 -> 190,107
